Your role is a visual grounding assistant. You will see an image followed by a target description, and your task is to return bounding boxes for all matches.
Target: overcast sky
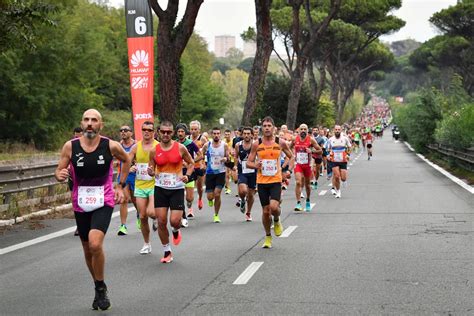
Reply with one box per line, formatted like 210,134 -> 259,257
111,0 -> 457,52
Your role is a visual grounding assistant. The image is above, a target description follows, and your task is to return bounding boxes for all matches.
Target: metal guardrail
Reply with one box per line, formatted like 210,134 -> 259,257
426,144 -> 474,171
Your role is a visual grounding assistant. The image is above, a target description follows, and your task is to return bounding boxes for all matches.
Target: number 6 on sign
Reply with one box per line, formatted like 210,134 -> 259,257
135,16 -> 147,35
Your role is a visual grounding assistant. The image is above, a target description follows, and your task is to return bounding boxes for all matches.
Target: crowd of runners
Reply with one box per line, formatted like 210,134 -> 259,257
55,98 -> 392,310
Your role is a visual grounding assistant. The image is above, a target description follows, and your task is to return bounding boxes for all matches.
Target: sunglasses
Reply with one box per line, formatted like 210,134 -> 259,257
120,129 -> 131,132
142,128 -> 154,132
160,130 -> 173,135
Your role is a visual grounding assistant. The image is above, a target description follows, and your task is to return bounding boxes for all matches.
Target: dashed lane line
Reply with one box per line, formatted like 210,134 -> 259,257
319,190 -> 327,196
233,262 -> 264,285
280,226 -> 298,238
0,207 -> 135,256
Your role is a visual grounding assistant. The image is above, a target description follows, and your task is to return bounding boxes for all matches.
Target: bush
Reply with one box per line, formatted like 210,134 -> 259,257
435,103 -> 474,149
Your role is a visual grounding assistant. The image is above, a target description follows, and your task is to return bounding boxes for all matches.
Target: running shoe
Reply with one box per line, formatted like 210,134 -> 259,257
312,181 -> 318,190
181,218 -> 189,228
239,198 -> 246,214
136,218 -> 141,231
160,252 -> 173,263
117,224 -> 128,236
74,228 -> 79,236
305,200 -> 311,212
225,187 -> 231,195
208,199 -> 214,207
152,219 -> 158,232
139,243 -> 152,255
236,198 -> 241,207
213,214 -> 221,223
245,213 -> 252,222
93,286 -> 111,311
300,192 -> 305,199
294,202 -> 303,212
262,236 -> 272,248
335,190 -> 341,199
172,230 -> 182,246
198,199 -> 203,210
274,221 -> 283,236
331,188 -> 336,195
187,208 -> 194,219
282,184 -> 287,190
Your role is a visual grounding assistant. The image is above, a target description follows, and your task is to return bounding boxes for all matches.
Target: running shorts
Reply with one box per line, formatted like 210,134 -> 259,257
134,187 -> 154,198
74,206 -> 114,242
185,180 -> 195,188
154,187 -> 185,211
257,183 -> 281,207
328,161 -> 348,170
238,173 -> 257,190
295,164 -> 312,178
205,173 -> 226,192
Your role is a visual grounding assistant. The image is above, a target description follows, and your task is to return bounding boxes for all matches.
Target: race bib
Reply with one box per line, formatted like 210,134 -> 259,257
261,159 -> 278,176
296,152 -> 309,165
136,163 -> 152,181
157,173 -> 178,188
334,152 -> 344,162
241,161 -> 254,174
210,156 -> 223,170
78,186 -> 104,212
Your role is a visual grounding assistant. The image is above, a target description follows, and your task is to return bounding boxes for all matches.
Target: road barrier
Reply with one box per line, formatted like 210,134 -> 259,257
426,144 -> 474,172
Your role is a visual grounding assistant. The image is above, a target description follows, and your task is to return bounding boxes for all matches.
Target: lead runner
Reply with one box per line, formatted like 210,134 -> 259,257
55,109 -> 131,310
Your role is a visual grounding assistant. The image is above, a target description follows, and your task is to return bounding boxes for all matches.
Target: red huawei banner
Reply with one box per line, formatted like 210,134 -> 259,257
127,37 -> 154,140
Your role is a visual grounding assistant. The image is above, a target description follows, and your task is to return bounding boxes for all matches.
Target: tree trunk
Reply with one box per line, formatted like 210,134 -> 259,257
316,62 -> 327,102
307,58 -> 318,102
336,87 -> 352,124
149,0 -> 204,124
285,57 -> 307,130
241,0 -> 273,126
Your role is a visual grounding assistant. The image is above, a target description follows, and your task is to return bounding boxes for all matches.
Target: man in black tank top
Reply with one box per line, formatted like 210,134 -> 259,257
234,127 -> 257,221
55,109 -> 131,311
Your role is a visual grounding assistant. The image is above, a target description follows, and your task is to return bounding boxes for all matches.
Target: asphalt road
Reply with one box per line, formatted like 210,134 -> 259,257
1,135 -> 473,315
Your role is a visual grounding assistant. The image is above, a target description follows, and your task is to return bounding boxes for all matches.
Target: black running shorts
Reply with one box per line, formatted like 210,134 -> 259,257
154,187 -> 185,211
74,206 -> 114,242
257,183 -> 281,207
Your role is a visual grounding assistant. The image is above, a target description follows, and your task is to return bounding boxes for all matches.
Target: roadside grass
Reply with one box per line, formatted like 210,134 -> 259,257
425,152 -> 474,185
0,142 -> 58,162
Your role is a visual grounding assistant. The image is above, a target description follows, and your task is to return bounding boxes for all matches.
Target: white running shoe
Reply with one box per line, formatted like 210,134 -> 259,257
335,190 -> 341,199
139,243 -> 152,254
181,218 -> 189,228
331,188 -> 336,195
300,193 -> 305,199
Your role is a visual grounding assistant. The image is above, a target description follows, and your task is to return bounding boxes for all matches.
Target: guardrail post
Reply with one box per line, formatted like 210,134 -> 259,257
3,193 -> 11,205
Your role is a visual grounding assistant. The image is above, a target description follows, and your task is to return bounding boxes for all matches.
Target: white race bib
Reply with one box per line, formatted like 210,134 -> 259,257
296,152 -> 309,165
241,161 -> 254,174
210,156 -> 223,170
136,163 -> 152,181
334,152 -> 344,162
261,159 -> 278,176
78,186 -> 104,212
157,173 -> 178,188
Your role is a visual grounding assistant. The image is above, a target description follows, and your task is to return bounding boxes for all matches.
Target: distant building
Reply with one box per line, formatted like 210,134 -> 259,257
243,40 -> 256,58
215,35 -> 236,57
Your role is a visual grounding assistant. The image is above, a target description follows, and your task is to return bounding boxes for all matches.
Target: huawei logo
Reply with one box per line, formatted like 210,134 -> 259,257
130,50 -> 149,68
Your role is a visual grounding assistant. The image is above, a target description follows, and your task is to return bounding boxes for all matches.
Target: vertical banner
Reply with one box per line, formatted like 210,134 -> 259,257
125,0 -> 154,141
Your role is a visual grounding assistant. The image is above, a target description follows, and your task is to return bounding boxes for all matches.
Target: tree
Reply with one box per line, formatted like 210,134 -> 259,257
237,57 -> 255,73
148,0 -> 204,124
241,0 -> 273,126
390,39 -> 421,57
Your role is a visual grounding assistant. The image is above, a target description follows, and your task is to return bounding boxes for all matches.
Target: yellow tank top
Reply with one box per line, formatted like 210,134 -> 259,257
256,138 -> 282,184
225,138 -> 234,162
135,140 -> 158,190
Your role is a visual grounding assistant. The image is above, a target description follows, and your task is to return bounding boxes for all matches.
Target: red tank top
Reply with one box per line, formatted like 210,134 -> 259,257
294,135 -> 311,165
154,141 -> 183,174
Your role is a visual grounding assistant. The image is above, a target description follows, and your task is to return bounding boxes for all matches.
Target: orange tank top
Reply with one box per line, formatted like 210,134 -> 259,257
256,138 -> 282,184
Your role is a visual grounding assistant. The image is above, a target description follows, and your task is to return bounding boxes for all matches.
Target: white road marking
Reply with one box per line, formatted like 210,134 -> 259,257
319,190 -> 327,196
233,262 -> 264,285
327,183 -> 332,187
404,142 -> 473,194
0,207 -> 135,256
280,225 -> 298,238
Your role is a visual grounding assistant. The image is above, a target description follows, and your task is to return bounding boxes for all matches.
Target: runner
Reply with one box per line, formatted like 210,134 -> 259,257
234,126 -> 256,221
116,125 -> 138,235
366,130 -> 374,160
312,127 -> 328,191
128,121 -> 158,254
327,125 -> 352,198
223,129 -> 236,195
246,116 -> 293,249
147,121 -> 195,263
201,127 -> 230,223
176,123 -> 201,224
252,125 -> 260,141
189,120 -> 207,211
55,109 -> 130,311
290,123 -> 322,212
